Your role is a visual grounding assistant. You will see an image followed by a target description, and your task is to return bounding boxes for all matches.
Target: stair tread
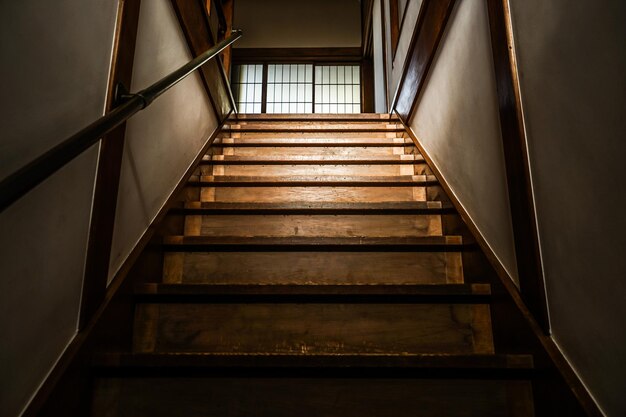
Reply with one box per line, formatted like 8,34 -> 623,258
201,155 -> 424,165
134,283 -> 490,297
94,352 -> 533,370
223,127 -> 405,133
163,235 -> 463,249
180,201 -> 446,211
212,141 -> 412,147
189,175 -> 438,187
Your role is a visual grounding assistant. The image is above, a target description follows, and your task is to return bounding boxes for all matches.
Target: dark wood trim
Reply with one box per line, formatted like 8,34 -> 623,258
400,119 -> 604,417
232,47 -> 363,63
361,0 -> 375,57
170,0 -> 220,120
486,0 -> 550,334
79,0 -> 141,329
392,0 -> 456,121
389,0 -> 400,58
171,0 -> 235,123
261,63 -> 268,114
361,57 -> 375,112
21,116 -> 230,417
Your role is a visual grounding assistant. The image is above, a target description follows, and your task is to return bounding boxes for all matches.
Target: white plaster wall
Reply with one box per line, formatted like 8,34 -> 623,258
0,1 -> 118,416
233,0 -> 361,48
409,0 -> 519,282
108,0 -> 219,280
509,1 -> 626,414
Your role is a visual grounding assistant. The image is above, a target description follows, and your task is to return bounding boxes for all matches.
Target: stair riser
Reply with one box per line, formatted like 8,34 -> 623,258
133,303 -> 493,354
183,214 -> 443,237
162,251 -> 463,285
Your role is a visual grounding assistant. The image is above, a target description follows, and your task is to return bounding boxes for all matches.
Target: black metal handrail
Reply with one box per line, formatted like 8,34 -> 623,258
0,30 -> 242,213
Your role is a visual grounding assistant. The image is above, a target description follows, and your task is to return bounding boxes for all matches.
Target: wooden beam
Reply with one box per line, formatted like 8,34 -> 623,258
170,0 -> 233,122
392,0 -> 456,121
486,0 -> 550,333
79,0 -> 141,329
232,47 -> 363,63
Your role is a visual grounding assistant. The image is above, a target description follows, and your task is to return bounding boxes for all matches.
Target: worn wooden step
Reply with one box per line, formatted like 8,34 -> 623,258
189,175 -> 438,187
134,283 -> 490,302
222,126 -> 405,134
132,302 -> 493,354
182,213 -> 442,237
222,131 -> 404,139
212,139 -> 411,146
220,145 -> 408,157
207,163 -> 419,176
95,351 -> 531,372
162,251 -> 463,284
198,186 -> 427,203
92,376 -> 534,417
162,235 -> 463,251
174,201 -> 451,215
201,155 -> 424,164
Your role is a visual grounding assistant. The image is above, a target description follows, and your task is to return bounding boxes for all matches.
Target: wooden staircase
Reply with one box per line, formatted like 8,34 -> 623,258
90,114 -> 536,416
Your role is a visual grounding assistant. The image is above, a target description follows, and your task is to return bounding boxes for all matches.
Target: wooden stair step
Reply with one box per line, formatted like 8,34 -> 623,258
91,376 -> 534,417
212,140 -> 412,147
162,251 -> 463,285
222,127 -> 405,133
189,175 -> 438,187
222,132 -> 405,139
201,155 -> 424,164
199,186 -> 428,203
95,352 -> 532,372
132,302 -> 493,354
175,201 -> 452,215
183,213 -> 443,238
219,146 -> 408,157
134,283 -> 491,302
162,235 -> 463,252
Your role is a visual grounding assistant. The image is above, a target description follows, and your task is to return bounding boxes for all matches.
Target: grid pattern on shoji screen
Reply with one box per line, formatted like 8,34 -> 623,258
267,64 -> 313,114
314,65 -> 361,113
232,64 -> 263,113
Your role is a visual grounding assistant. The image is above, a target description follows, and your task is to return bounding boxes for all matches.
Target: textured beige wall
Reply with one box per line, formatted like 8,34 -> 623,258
0,1 -> 118,416
233,0 -> 361,48
409,0 -> 519,282
509,0 -> 626,414
108,0 -> 219,280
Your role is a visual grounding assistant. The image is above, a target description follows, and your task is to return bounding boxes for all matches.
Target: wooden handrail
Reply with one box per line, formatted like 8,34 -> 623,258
0,30 -> 242,213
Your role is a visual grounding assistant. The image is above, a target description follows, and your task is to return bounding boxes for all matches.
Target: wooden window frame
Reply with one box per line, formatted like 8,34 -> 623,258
232,62 -> 364,114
